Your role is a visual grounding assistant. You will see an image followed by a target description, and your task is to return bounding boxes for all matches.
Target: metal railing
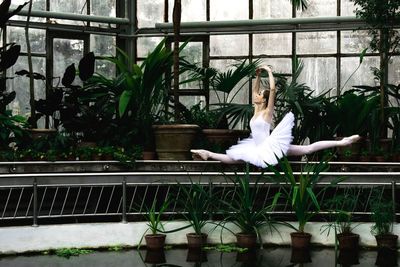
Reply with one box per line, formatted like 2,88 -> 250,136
0,166 -> 398,226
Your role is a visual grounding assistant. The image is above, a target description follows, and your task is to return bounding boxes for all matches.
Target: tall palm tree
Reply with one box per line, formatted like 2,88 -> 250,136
172,0 -> 181,120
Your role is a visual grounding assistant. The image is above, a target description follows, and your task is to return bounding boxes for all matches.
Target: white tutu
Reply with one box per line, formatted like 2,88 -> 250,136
226,112 -> 295,168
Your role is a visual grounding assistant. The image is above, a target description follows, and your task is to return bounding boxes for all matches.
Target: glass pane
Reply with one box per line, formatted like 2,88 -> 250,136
137,37 -> 164,58
180,95 -> 206,110
297,32 -> 337,54
95,59 -> 115,78
340,56 -> 379,91
10,0 -> 45,22
388,56 -> 400,85
90,0 -> 116,27
137,0 -> 164,28
7,27 -> 46,53
10,0 -> 45,10
340,0 -> 357,16
209,59 -> 251,106
254,0 -> 292,19
168,0 -> 206,22
257,58 -> 292,75
7,56 -> 46,116
341,30 -> 372,54
253,33 -> 292,55
210,1 -> 248,20
90,35 -> 115,56
298,57 -> 337,96
50,0 -> 87,25
53,38 -> 84,87
210,35 -> 248,56
297,0 -> 337,17
180,42 -> 203,90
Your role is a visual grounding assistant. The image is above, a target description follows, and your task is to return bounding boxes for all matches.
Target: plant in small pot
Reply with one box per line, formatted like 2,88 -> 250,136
219,164 -> 279,249
321,191 -> 360,250
140,199 -> 171,251
175,181 -> 215,249
268,156 -> 335,250
370,196 -> 398,250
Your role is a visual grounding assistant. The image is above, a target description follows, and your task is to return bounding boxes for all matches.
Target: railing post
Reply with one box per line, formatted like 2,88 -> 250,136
122,177 -> 127,223
392,181 -> 396,222
32,178 -> 38,227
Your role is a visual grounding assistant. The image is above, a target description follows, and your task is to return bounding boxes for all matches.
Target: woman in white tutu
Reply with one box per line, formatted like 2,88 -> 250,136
191,66 -> 360,168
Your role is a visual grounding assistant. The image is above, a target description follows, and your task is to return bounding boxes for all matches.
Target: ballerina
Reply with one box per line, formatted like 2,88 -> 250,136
191,65 -> 360,168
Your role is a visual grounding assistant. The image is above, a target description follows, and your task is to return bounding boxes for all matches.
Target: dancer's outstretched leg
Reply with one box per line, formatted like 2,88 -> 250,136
190,149 -> 242,164
287,135 -> 361,156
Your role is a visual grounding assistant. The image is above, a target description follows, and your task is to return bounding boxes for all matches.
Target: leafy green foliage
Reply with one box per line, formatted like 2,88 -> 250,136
370,192 -> 395,235
144,199 -> 170,235
55,248 -> 94,258
219,164 -> 279,241
203,244 -> 248,253
176,182 -> 215,234
274,59 -> 336,144
326,90 -> 380,137
188,60 -> 260,129
321,191 -> 358,235
351,0 -> 400,53
268,157 -> 333,233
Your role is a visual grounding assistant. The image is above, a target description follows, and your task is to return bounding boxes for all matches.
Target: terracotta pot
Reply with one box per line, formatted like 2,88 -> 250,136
186,248 -> 208,263
337,249 -> 359,265
186,233 -> 208,249
337,233 -> 360,250
290,232 -> 312,250
375,234 -> 398,249
142,151 -> 157,160
290,249 -> 311,264
145,234 -> 166,250
28,128 -> 57,140
202,129 -> 250,151
153,124 -> 200,160
144,249 -> 166,264
236,233 -> 258,248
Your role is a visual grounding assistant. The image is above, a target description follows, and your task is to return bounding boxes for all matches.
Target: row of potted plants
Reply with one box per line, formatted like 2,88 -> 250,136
2,33 -> 399,161
140,159 -> 398,251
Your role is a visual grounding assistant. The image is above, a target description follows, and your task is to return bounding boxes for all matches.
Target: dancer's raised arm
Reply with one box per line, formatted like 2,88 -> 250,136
264,66 -> 276,122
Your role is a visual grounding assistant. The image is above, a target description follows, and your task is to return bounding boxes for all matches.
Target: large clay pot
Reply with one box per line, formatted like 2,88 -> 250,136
375,234 -> 398,249
153,124 -> 200,160
202,129 -> 250,151
28,128 -> 57,140
186,233 -> 208,249
145,234 -> 166,250
236,233 -> 258,248
290,232 -> 312,250
337,233 -> 360,250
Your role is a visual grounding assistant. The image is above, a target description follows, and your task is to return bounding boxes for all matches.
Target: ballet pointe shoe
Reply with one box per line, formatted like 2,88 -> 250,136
340,135 -> 361,146
190,149 -> 209,161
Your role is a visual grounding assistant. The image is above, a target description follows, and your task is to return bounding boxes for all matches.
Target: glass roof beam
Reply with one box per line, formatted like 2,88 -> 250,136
11,8 -> 129,25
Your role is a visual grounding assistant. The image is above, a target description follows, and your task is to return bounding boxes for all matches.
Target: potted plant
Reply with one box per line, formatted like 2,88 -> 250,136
176,181 -> 215,249
321,192 -> 360,250
268,157 -> 334,249
187,60 -> 259,152
370,197 -> 398,249
0,0 -> 29,153
140,199 -> 170,250
219,164 -> 279,248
